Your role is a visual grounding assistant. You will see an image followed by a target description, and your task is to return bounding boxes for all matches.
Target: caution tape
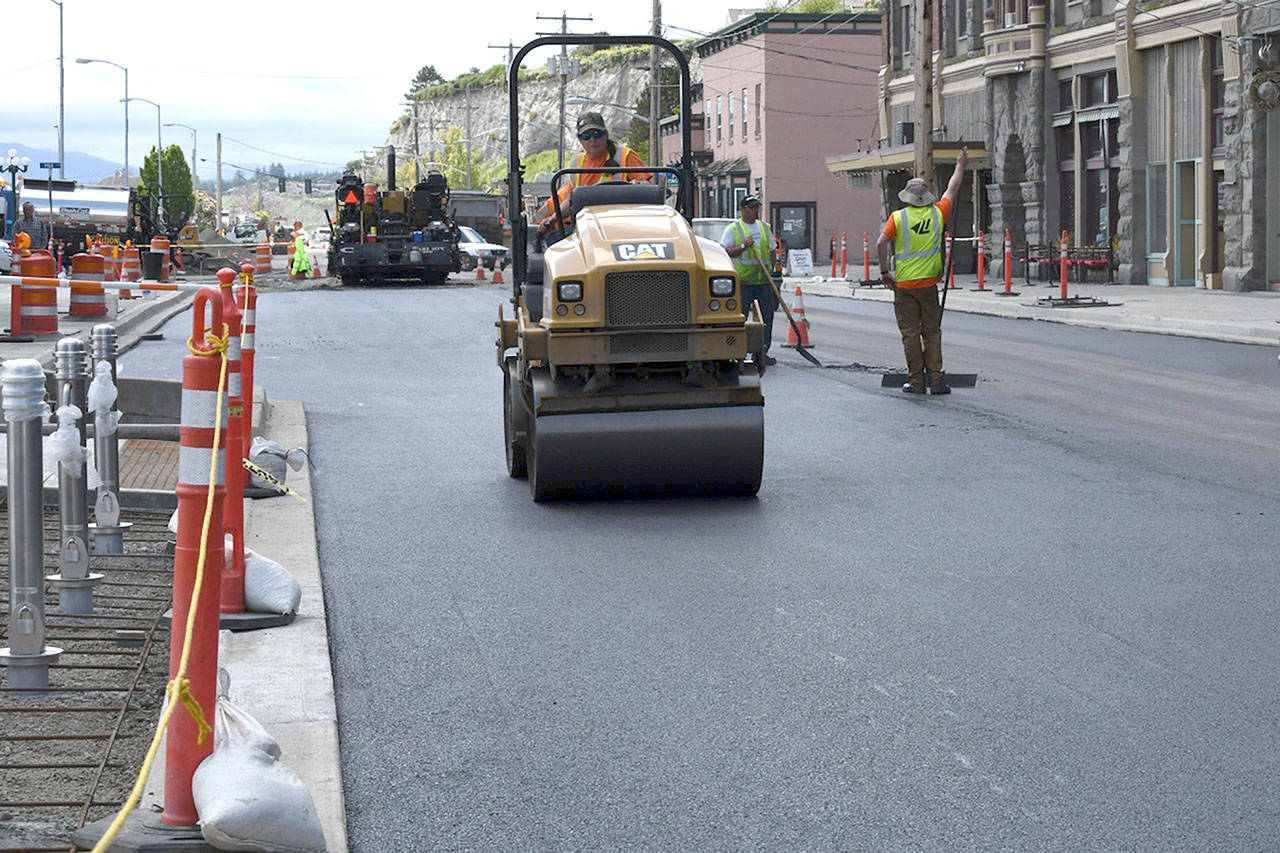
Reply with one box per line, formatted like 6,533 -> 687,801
242,457 -> 305,502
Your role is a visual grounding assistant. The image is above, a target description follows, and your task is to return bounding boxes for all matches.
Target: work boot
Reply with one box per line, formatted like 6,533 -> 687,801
763,354 -> 778,366
902,382 -> 926,394
929,382 -> 951,395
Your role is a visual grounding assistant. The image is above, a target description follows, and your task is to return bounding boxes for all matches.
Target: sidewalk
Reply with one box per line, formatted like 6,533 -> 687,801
787,273 -> 1280,347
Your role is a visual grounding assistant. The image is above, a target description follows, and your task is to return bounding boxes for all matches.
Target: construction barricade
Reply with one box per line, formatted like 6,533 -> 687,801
255,244 -> 271,276
68,253 -> 108,318
14,252 -> 61,338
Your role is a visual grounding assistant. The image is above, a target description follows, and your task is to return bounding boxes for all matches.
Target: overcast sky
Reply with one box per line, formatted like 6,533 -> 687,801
1,2 -> 734,177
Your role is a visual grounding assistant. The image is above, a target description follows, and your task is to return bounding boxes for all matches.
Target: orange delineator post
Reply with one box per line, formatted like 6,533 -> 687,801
236,266 -> 257,444
1003,229 -> 1013,294
976,229 -> 986,290
945,233 -> 955,289
830,233 -> 838,278
1059,231 -> 1069,299
862,232 -> 870,282
164,286 -> 227,827
214,268 -> 247,615
839,231 -> 848,279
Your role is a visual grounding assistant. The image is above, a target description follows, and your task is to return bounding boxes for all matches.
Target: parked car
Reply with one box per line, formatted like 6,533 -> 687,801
0,240 -> 11,273
691,217 -> 736,245
457,226 -> 508,271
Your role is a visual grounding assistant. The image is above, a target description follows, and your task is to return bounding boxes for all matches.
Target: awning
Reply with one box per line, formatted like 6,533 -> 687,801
825,142 -> 987,176
699,156 -> 751,177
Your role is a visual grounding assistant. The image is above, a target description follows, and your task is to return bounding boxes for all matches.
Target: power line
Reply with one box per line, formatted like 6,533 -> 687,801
220,136 -> 349,168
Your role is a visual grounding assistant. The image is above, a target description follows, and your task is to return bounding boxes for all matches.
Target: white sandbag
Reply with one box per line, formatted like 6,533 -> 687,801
244,549 -> 302,615
168,508 -> 179,534
192,671 -> 325,852
247,437 -> 288,491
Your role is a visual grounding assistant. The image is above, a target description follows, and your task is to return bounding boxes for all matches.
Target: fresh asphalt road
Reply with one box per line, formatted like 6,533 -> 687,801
124,283 -> 1280,849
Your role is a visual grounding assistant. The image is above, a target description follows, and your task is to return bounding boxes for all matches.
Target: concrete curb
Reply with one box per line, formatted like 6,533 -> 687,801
226,399 -> 349,852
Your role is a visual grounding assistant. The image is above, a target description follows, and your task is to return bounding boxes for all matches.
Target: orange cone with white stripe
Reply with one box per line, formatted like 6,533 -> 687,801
784,285 -> 811,347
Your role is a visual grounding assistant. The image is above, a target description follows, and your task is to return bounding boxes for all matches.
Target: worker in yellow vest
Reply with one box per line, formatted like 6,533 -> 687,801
721,195 -> 777,366
876,148 -> 968,394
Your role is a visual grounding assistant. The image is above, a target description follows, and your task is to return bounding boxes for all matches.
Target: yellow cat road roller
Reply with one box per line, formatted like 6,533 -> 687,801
496,35 -> 767,501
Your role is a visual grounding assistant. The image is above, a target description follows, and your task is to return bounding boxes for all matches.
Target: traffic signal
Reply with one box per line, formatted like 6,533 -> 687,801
277,177 -> 286,193
304,178 -> 312,195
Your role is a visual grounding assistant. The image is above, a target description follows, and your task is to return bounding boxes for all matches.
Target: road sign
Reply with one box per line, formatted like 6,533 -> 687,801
39,161 -> 60,170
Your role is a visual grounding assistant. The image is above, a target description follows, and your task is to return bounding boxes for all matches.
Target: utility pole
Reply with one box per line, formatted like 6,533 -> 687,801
400,101 -> 422,184
488,40 -> 516,74
650,0 -> 661,166
536,11 -> 593,171
913,0 -> 934,183
51,0 -> 65,179
216,132 -> 222,232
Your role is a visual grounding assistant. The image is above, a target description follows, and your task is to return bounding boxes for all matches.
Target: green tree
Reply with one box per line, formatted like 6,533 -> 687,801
765,0 -> 854,10
139,144 -> 194,232
406,64 -> 445,98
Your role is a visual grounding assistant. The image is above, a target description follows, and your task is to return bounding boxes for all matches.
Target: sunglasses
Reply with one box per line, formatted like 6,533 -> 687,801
577,129 -> 606,140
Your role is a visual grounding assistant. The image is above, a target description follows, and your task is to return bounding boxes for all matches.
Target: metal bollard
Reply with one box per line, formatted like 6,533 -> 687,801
0,359 -> 62,689
46,338 -> 103,614
89,324 -> 132,553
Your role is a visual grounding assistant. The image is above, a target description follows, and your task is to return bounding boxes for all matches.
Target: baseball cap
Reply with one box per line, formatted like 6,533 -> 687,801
739,194 -> 760,208
575,111 -> 607,134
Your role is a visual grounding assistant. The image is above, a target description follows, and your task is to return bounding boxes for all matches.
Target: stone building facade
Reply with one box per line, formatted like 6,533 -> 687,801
827,0 -> 1280,290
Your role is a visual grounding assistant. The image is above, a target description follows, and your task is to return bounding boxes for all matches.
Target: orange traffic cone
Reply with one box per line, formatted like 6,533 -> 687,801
476,264 -> 485,281
493,265 -> 503,284
785,285 -> 811,347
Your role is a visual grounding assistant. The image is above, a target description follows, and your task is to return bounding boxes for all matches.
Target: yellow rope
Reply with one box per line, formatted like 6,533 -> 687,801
93,325 -> 229,852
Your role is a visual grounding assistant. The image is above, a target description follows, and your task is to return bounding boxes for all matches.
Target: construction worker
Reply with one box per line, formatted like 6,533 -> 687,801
11,202 -> 50,250
534,111 -> 650,244
290,232 -> 311,278
876,148 -> 968,395
721,195 -> 777,366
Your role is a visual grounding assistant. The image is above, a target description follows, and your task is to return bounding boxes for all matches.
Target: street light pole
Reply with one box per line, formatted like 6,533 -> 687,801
50,0 -> 64,179
123,97 -> 162,227
76,59 -> 129,189
164,123 -> 197,188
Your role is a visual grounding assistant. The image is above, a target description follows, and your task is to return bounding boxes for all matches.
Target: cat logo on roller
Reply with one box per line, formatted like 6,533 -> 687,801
612,242 -> 674,261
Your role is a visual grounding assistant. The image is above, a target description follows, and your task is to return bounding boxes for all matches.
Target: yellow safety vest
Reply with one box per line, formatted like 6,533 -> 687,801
729,219 -> 773,285
892,204 -> 944,283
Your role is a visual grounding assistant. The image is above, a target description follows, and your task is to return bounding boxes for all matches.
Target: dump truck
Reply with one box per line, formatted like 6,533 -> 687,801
496,34 -> 767,501
327,147 -> 461,285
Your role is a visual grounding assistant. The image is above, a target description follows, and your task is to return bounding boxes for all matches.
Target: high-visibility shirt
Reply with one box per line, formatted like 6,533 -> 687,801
534,145 -> 651,228
881,197 -> 952,288
723,219 -> 774,286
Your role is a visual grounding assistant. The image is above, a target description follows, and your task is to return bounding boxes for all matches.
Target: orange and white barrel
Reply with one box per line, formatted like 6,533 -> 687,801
16,253 -> 61,338
68,253 -> 107,318
255,244 -> 271,275
121,246 -> 141,282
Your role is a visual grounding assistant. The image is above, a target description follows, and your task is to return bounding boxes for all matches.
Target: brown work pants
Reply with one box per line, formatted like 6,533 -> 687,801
893,285 -> 944,386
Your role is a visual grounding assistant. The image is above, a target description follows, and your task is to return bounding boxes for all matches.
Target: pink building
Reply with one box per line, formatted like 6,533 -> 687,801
663,11 -> 883,262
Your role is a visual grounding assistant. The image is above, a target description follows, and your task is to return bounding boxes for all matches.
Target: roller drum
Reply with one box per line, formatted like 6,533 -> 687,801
527,405 -> 763,500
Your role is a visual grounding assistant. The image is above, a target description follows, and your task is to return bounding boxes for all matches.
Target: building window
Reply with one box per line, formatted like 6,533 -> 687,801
742,87 -> 748,139
716,95 -> 722,143
705,100 -> 712,146
1211,39 -> 1225,153
1059,79 -> 1073,111
754,83 -> 762,136
956,0 -> 968,42
728,93 -> 735,145
1147,164 -> 1167,254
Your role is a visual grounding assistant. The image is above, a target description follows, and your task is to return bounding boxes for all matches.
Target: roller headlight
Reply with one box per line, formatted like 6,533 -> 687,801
710,276 -> 735,297
557,281 -> 583,302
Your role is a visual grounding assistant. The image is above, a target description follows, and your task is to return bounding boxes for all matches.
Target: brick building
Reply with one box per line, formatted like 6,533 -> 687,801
825,0 -> 1280,290
660,11 -> 883,262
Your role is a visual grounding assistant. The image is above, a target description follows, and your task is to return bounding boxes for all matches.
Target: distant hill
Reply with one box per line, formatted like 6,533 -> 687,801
0,142 -> 124,185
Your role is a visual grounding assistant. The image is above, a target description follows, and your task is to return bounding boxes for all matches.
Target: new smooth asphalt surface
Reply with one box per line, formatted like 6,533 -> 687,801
124,283 -> 1280,849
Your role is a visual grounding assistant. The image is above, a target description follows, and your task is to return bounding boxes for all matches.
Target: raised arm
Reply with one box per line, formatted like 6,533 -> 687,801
942,147 -> 969,207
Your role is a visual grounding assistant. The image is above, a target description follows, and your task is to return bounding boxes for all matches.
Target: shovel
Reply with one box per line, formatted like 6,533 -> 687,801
747,238 -> 821,367
879,224 -> 977,388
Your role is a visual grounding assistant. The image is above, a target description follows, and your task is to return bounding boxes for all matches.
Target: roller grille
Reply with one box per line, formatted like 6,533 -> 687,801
605,271 -> 691,327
